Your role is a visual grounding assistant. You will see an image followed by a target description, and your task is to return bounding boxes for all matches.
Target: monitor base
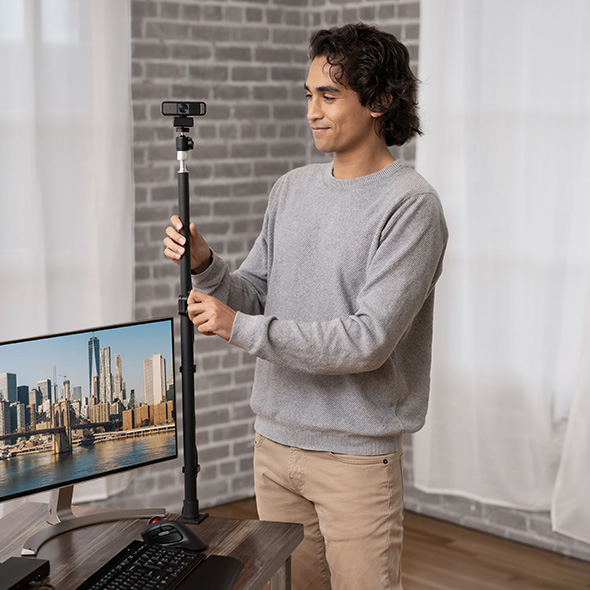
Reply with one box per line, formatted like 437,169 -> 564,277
21,486 -> 167,556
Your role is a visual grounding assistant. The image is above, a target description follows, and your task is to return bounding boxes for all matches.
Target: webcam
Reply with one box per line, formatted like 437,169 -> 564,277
161,101 -> 206,117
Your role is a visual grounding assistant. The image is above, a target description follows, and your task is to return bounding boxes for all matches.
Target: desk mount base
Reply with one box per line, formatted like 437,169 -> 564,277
21,486 -> 167,556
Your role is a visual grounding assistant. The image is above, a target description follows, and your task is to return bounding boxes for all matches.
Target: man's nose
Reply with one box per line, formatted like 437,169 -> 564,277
307,97 -> 322,121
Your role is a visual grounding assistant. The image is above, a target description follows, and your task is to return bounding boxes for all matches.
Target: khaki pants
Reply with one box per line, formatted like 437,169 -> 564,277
253,432 -> 404,590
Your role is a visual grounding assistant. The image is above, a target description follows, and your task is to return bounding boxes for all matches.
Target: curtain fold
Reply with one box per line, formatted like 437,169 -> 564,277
414,0 -> 590,542
0,0 -> 133,514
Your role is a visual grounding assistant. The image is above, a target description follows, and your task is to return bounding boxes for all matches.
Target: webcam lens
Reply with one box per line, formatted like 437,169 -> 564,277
178,103 -> 189,115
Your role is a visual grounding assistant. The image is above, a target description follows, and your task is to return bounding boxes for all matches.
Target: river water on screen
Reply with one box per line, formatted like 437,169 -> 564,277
0,432 -> 176,499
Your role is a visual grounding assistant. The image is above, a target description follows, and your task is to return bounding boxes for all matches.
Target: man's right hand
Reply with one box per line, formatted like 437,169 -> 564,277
163,215 -> 212,274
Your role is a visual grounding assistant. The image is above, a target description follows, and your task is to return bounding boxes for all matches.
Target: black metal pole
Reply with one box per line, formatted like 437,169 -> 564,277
174,126 -> 207,524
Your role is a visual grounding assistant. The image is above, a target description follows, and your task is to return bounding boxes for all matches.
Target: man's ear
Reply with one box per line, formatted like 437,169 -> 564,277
370,93 -> 393,118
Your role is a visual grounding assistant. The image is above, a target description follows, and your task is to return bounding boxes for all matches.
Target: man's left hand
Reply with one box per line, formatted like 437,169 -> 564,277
187,290 -> 236,342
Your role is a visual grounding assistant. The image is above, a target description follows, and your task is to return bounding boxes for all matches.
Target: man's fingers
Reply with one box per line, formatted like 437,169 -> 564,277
187,289 -> 209,305
171,214 -> 182,231
165,225 -> 186,246
163,238 -> 183,262
186,291 -> 235,342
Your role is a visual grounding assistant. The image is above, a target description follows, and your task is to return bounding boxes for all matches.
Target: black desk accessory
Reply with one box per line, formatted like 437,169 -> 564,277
177,555 -> 243,589
142,519 -> 207,552
0,557 -> 50,590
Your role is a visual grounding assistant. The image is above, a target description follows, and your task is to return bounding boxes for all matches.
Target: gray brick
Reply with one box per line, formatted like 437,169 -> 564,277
132,41 -> 168,60
135,265 -> 151,281
266,9 -> 282,25
198,443 -> 231,463
482,504 -> 529,531
160,2 -> 180,19
198,479 -> 229,500
170,84 -> 209,100
360,6 -> 376,21
378,4 -> 396,20
213,200 -> 251,217
233,439 -> 254,457
203,5 -> 223,21
235,367 -> 256,384
133,104 -> 147,121
230,142 -> 268,159
404,23 -> 420,41
214,85 -> 251,100
231,474 -> 254,493
211,386 -> 251,405
271,27 -> 307,45
218,124 -> 239,140
322,10 -> 339,26
134,165 -> 171,184
233,180 -> 268,198
239,123 -> 257,140
225,6 -> 245,22
146,62 -> 186,79
342,8 -> 358,23
273,104 -> 307,120
232,27 -> 270,43
136,205 -> 172,224
246,7 -> 263,22
132,0 -> 158,18
253,85 -> 289,100
215,162 -> 253,178
231,403 -> 255,421
285,10 -> 302,26
192,143 -> 229,160
189,65 -> 228,82
270,142 -> 306,158
220,461 -> 237,476
201,104 -> 231,120
274,0 -> 307,6
191,25 -> 232,43
255,46 -> 293,63
145,21 -> 192,40
234,104 -> 271,120
169,43 -> 212,61
215,46 -> 253,62
153,262 -> 179,280
398,2 -> 420,19
232,66 -> 269,82
181,4 -> 201,21
213,424 -> 251,442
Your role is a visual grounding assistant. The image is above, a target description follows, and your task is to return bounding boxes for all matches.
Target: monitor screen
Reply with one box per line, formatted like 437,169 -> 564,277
0,318 -> 177,504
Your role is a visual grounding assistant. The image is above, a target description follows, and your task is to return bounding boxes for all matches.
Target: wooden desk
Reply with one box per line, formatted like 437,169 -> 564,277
0,503 -> 303,590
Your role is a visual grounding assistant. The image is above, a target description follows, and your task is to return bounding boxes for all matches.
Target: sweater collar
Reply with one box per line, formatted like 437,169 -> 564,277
322,159 -> 405,188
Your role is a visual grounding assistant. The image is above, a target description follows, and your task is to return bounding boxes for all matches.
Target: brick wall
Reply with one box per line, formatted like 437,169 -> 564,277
87,0 -> 590,563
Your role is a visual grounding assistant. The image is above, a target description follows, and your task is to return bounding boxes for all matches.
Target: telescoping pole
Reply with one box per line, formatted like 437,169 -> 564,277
169,108 -> 208,524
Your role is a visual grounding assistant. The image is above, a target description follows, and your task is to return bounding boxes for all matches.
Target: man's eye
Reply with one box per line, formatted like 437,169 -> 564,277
324,96 -> 336,102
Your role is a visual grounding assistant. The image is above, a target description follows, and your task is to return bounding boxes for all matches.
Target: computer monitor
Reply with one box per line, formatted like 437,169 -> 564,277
0,318 -> 178,554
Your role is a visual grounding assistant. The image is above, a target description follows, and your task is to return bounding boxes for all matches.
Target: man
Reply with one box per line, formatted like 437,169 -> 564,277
164,23 -> 447,590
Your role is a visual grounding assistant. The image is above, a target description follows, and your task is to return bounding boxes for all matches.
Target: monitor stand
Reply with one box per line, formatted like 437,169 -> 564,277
21,485 -> 167,556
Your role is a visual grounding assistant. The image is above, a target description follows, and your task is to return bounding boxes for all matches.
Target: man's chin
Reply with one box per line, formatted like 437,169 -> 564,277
313,140 -> 334,154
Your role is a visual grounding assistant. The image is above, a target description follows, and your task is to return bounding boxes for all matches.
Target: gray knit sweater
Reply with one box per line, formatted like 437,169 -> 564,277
192,160 -> 447,455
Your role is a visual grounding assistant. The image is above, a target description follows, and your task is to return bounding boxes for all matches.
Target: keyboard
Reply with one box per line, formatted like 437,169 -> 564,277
75,539 -> 206,590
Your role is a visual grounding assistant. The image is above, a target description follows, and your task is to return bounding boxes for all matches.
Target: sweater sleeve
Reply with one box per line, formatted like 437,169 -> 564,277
228,193 -> 448,375
191,204 -> 273,316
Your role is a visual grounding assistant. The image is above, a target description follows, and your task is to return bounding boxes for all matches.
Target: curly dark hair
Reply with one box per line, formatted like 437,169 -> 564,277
309,23 -> 422,147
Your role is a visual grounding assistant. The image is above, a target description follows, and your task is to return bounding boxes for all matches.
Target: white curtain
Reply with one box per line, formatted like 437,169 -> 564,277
414,0 -> 590,543
0,0 -> 133,514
